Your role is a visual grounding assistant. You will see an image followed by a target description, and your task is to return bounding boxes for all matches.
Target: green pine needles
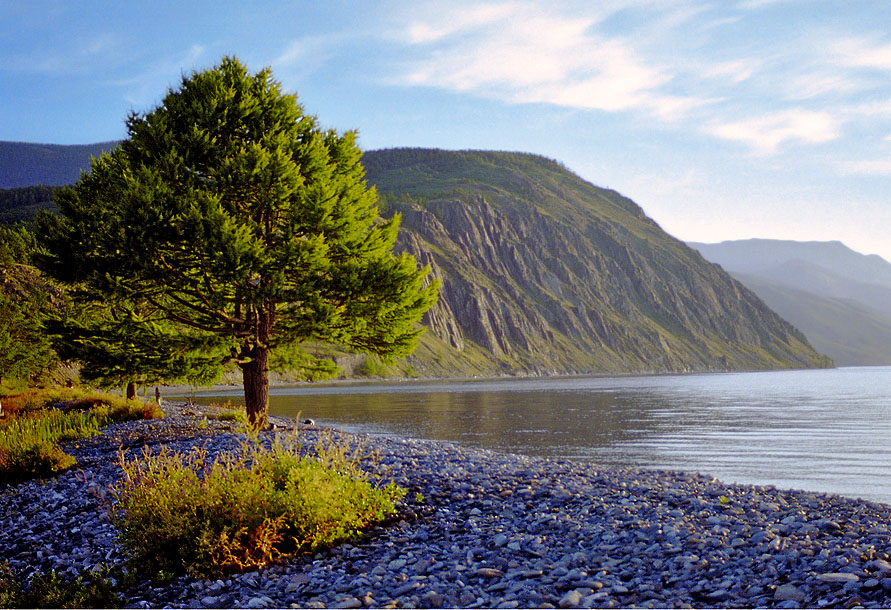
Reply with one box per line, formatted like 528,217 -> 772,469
38,56 -> 438,428
110,433 -> 405,578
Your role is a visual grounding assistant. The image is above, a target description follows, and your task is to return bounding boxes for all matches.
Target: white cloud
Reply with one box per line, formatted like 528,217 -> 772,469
834,37 -> 891,70
398,2 -> 704,121
0,33 -> 123,75
701,59 -> 759,84
736,0 -> 796,9
844,99 -> 891,117
783,73 -> 863,100
405,4 -> 515,43
839,158 -> 891,175
705,109 -> 840,154
272,36 -> 341,72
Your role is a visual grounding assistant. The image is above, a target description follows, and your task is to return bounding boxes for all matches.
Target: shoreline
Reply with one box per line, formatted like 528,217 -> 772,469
158,365 -> 848,399
3,403 -> 891,608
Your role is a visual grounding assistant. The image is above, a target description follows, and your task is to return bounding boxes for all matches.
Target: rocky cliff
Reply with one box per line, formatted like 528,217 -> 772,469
363,148 -> 830,376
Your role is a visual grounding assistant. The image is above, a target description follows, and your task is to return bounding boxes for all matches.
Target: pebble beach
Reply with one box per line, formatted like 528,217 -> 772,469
4,403 -> 891,608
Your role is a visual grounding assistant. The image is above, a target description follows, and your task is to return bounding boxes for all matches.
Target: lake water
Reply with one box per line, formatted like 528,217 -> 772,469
180,366 -> 891,505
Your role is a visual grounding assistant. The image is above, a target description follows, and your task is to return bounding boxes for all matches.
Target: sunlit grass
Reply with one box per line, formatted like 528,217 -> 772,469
0,387 -> 163,485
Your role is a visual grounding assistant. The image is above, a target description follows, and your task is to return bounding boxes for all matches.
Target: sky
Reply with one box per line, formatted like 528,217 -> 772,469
3,1 -> 891,262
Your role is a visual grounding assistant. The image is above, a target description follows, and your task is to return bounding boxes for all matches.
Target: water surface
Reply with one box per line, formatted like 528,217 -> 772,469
180,367 -> 891,504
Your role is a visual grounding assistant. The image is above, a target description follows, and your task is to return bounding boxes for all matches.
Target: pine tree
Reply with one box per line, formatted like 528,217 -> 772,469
37,57 -> 438,427
0,226 -> 58,385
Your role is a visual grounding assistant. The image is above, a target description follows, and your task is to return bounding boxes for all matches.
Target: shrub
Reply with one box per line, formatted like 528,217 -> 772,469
0,561 -> 121,609
0,410 -> 99,484
206,401 -> 247,425
0,388 -> 163,484
110,433 -> 405,578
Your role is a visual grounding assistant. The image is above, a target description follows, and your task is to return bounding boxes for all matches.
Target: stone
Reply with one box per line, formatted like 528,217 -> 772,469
774,584 -> 806,602
12,401 -> 891,610
819,573 -> 860,583
459,590 -> 477,606
333,597 -> 363,609
476,567 -> 504,578
558,590 -> 583,608
422,591 -> 445,608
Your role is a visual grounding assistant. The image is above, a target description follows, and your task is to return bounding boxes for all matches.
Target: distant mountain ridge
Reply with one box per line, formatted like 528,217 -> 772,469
690,239 -> 891,366
0,141 -> 831,376
689,238 -> 891,291
0,140 -> 119,188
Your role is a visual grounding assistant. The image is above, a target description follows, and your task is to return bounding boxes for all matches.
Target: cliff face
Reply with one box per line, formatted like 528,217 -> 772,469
363,148 -> 830,376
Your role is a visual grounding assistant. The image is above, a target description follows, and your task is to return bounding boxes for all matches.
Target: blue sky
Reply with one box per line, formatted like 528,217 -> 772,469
3,1 -> 891,261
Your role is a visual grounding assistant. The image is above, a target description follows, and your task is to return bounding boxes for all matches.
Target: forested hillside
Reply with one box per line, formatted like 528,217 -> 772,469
0,186 -> 59,224
0,141 -> 118,188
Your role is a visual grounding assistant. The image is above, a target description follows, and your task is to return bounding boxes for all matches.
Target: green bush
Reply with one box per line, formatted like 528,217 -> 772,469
0,388 -> 164,484
206,401 -> 248,425
0,561 -> 121,609
110,433 -> 405,578
0,410 -> 99,484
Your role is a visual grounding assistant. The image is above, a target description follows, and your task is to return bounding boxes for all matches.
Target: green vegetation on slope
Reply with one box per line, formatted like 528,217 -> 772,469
363,148 -> 831,376
0,143 -> 831,383
0,141 -> 119,189
0,186 -> 59,225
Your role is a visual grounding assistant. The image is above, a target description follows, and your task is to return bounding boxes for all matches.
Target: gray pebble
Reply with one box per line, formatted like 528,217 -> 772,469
5,402 -> 891,609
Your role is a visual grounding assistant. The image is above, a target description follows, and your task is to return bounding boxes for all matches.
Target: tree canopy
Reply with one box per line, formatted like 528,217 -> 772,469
0,226 -> 59,385
37,57 -> 438,427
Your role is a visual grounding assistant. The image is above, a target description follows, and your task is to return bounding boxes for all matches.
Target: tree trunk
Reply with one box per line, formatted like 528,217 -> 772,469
241,344 -> 270,429
126,381 -> 137,400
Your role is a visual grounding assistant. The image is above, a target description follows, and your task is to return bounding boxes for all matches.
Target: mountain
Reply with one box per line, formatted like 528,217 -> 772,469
0,140 -> 119,189
689,239 -> 891,366
0,141 -> 830,377
362,148 -> 829,376
689,239 -> 891,290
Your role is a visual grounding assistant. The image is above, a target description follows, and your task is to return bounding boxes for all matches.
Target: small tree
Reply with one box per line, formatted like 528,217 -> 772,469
38,57 -> 438,427
0,226 -> 59,386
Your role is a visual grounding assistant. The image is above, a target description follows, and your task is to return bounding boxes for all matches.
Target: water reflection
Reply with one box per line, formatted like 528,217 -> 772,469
179,367 -> 891,504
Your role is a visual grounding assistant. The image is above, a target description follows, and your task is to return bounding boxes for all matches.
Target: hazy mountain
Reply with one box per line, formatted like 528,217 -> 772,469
689,239 -> 891,366
363,148 -> 828,376
0,141 -> 831,377
0,140 -> 118,189
689,239 -> 891,292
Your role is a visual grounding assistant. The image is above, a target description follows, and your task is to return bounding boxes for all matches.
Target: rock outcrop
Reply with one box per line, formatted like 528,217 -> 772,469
363,148 -> 830,377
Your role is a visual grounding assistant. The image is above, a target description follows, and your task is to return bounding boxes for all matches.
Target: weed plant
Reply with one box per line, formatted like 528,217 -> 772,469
0,388 -> 163,484
0,561 -> 121,608
110,432 -> 406,578
205,401 -> 248,425
0,410 -> 98,483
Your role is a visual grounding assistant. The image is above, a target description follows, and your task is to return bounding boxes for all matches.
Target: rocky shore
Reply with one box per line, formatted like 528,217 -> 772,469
4,403 -> 891,608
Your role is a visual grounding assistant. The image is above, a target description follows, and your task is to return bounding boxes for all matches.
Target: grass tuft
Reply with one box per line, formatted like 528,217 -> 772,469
0,561 -> 122,609
110,431 -> 405,578
0,387 -> 163,485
